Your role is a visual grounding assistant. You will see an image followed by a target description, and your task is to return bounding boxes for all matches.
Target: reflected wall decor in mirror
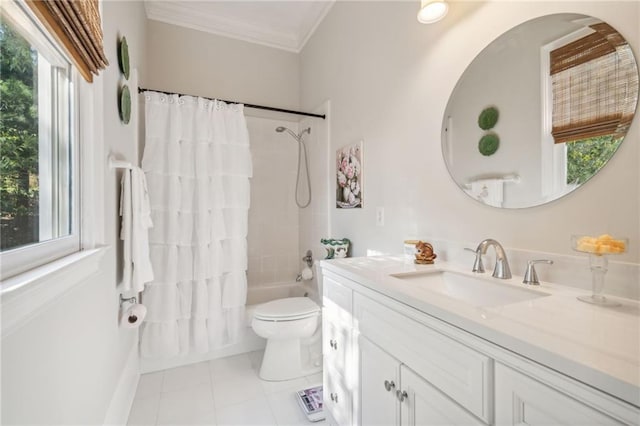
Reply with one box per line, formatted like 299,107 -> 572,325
442,14 -> 639,209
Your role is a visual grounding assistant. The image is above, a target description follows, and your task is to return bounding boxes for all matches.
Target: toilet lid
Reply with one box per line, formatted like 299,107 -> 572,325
253,297 -> 320,320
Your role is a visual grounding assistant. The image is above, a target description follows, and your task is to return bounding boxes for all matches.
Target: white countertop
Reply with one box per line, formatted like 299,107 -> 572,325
320,256 -> 640,408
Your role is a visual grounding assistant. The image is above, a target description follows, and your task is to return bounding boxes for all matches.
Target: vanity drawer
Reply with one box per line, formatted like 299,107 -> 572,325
323,275 -> 353,325
323,313 -> 352,378
354,293 -> 493,423
324,366 -> 352,426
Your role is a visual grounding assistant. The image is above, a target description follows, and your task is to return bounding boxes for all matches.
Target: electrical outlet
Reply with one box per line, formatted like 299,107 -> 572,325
376,207 -> 385,226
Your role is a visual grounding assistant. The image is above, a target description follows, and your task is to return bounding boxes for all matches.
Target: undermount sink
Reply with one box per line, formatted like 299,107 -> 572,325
389,270 -> 550,307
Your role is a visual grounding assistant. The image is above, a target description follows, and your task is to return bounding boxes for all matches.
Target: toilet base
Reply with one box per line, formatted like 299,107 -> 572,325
259,338 -> 322,382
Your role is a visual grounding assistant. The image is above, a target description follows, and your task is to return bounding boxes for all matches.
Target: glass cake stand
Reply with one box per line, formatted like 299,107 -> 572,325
571,235 -> 628,307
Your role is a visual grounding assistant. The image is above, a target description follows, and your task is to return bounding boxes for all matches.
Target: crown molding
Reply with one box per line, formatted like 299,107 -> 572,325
144,1 -> 335,53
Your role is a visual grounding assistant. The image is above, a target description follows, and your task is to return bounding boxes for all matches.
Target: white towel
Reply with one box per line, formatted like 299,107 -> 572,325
120,167 -> 154,293
469,179 -> 504,207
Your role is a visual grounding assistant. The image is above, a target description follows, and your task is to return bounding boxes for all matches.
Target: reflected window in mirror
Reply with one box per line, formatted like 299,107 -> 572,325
541,20 -> 639,198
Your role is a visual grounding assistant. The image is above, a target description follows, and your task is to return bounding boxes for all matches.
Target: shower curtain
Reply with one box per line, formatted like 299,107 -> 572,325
140,92 -> 252,358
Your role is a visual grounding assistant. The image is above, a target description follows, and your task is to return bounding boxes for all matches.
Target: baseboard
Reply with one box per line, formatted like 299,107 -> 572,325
104,342 -> 140,426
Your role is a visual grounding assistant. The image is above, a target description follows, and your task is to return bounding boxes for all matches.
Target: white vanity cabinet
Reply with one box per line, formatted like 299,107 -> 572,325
353,291 -> 492,423
400,364 -> 484,426
358,336 -> 399,426
494,363 -> 626,425
321,266 -> 640,426
359,336 -> 481,426
323,270 -> 490,426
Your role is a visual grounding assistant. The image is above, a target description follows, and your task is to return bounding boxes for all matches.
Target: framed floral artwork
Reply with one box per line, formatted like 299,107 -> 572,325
336,141 -> 363,208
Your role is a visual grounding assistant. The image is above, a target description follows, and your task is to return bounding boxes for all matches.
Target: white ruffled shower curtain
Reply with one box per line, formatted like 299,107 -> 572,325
140,91 -> 252,358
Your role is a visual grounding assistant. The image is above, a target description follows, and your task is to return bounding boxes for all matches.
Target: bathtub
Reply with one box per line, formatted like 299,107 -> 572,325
141,281 -> 320,374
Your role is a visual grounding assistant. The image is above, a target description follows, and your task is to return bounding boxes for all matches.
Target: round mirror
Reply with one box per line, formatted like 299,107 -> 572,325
442,14 -> 639,209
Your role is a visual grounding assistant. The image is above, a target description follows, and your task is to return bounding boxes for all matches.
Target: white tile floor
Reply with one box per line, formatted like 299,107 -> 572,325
128,351 -> 324,426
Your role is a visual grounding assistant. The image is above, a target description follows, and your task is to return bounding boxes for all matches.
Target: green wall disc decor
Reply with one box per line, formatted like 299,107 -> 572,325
478,133 -> 499,156
478,106 -> 499,130
117,36 -> 130,125
118,36 -> 130,79
119,85 -> 131,124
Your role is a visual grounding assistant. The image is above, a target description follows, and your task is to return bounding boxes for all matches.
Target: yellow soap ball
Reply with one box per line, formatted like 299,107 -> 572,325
577,241 -> 597,252
610,239 -> 626,250
577,234 -> 626,254
609,245 -> 625,254
578,236 -> 596,245
575,234 -> 626,255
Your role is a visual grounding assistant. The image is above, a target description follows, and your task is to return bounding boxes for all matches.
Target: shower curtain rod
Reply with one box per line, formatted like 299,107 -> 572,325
137,87 -> 326,120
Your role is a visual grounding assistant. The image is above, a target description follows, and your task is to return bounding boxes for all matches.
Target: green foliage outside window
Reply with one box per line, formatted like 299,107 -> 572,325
566,135 -> 622,186
0,22 -> 39,250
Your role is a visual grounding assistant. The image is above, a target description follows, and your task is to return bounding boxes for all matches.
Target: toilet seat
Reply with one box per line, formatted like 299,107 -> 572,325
253,297 -> 320,321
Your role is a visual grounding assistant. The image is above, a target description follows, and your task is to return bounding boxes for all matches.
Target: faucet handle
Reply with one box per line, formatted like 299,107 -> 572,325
523,259 -> 554,286
464,248 -> 485,273
302,250 -> 313,267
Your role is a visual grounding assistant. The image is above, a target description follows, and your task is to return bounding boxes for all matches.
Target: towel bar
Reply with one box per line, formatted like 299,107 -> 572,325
108,154 -> 133,170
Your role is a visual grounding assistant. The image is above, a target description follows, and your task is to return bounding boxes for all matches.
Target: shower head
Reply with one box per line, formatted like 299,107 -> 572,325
275,126 -> 311,141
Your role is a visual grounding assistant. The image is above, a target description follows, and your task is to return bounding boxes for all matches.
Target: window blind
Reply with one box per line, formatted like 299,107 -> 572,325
550,23 -> 638,144
25,0 -> 108,82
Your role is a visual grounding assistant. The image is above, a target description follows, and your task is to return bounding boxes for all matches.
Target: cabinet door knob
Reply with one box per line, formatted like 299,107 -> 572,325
396,390 -> 408,402
384,380 -> 396,392
330,392 -> 338,403
329,339 -> 337,350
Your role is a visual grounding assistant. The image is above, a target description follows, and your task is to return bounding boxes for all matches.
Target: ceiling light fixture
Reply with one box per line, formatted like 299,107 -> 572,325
417,0 -> 449,24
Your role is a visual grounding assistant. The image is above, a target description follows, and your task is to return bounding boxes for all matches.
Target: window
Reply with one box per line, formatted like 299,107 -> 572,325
549,23 -> 636,145
1,2 -> 79,278
540,21 -> 638,198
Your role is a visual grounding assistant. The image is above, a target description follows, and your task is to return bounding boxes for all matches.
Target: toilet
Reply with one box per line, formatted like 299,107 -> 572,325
251,297 -> 322,381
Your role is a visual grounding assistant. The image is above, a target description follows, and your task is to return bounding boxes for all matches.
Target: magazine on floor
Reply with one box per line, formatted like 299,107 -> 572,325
296,385 -> 325,422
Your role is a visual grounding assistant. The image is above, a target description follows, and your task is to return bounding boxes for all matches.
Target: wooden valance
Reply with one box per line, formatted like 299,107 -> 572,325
550,24 -> 626,76
26,0 -> 108,82
550,23 -> 638,144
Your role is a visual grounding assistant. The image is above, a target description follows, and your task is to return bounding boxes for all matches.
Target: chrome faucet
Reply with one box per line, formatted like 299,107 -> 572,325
474,239 -> 512,279
522,259 -> 553,285
464,247 -> 485,273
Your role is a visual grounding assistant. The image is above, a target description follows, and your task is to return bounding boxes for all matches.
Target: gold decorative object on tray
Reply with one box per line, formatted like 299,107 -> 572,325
574,234 -> 626,254
571,234 -> 628,307
414,241 -> 437,264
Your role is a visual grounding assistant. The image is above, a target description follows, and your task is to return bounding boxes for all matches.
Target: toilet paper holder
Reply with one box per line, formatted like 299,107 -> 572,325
119,294 -> 147,328
119,294 -> 137,306
296,250 -> 314,282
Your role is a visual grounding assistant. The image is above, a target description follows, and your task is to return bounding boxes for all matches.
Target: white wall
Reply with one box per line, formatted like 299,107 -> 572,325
1,2 -> 147,424
300,2 -> 639,293
146,20 -> 300,112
